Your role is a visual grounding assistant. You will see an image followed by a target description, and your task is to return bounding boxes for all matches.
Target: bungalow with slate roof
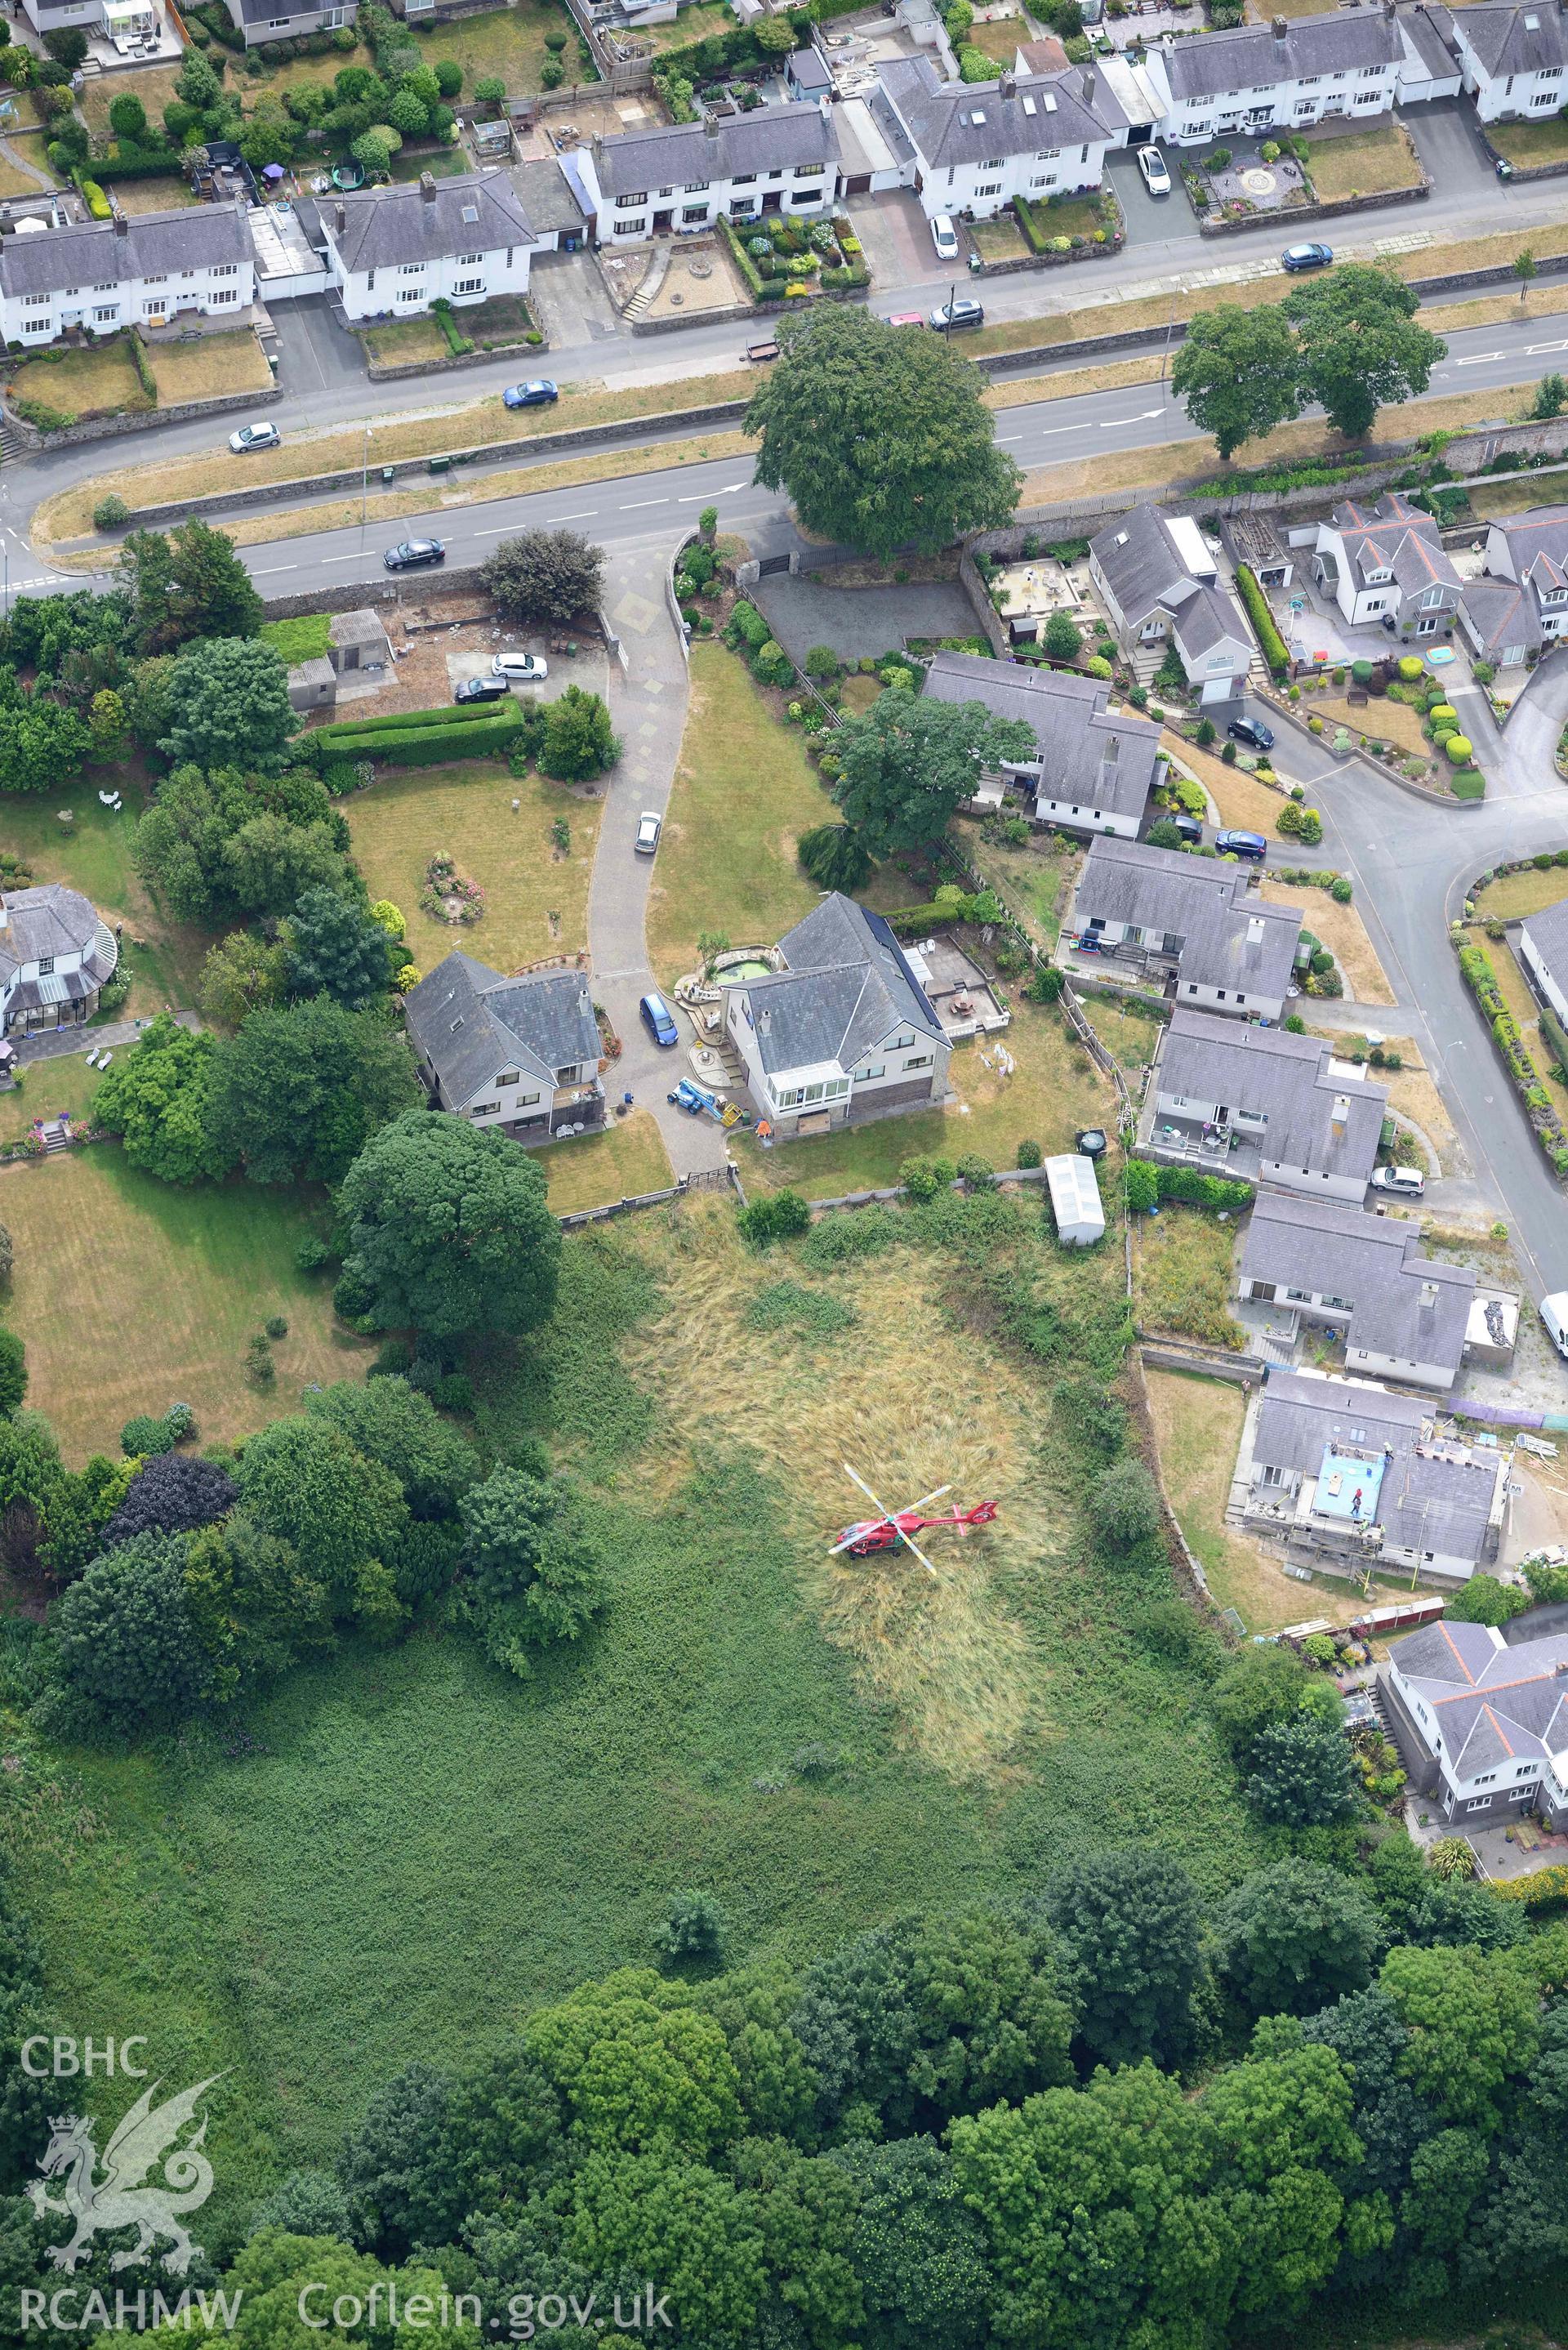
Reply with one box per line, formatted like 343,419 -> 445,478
920,649 -> 1167,838
1141,1007 -> 1387,1198
568,105 -> 843,247
1459,503 -> 1568,669
220,0 -> 356,47
1089,506 -> 1254,704
403,952 -> 604,1141
875,53 -> 1129,220
1143,4 -> 1407,145
1239,1367 -> 1509,1581
1442,0 -> 1568,118
1517,894 -> 1568,1037
1067,836 -> 1303,1023
0,885 -> 119,1038
1238,1191 -> 1475,1389
1312,492 -> 1463,641
723,894 -> 950,1138
1381,1615 -> 1568,1827
315,171 -> 535,322
0,202 -> 254,350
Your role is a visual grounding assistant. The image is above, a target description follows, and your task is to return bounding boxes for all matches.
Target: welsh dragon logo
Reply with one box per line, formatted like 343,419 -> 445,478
26,2076 -> 222,2276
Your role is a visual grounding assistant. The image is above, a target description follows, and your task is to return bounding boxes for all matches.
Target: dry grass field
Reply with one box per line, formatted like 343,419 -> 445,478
608,1201 -> 1101,1778
1480,866 -> 1568,922
0,1150 -> 372,1460
1143,1369 -> 1314,1633
148,332 -> 274,404
345,760 -> 602,979
1261,881 -> 1396,1005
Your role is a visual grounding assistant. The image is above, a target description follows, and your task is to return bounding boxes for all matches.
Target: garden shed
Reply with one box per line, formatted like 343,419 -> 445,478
1045,1152 -> 1105,1247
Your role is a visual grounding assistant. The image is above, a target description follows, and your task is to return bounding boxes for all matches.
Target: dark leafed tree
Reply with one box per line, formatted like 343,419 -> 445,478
157,639 -> 298,774
284,886 -> 398,1010
831,689 -> 1035,857
746,306 -> 1022,560
479,530 -> 606,625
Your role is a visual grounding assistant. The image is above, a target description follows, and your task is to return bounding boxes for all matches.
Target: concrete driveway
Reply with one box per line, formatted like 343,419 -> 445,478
526,249 -> 623,350
1404,96 -> 1500,200
1107,149 -> 1192,247
445,643 -> 609,702
267,294 -> 366,396
850,188 -> 947,298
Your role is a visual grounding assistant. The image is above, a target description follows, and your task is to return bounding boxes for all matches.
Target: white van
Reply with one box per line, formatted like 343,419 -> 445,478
491,652 -> 550,683
1541,1293 -> 1568,1358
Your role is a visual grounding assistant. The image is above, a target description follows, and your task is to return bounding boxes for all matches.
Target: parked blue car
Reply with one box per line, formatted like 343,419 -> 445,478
639,991 -> 679,1047
1216,829 -> 1268,861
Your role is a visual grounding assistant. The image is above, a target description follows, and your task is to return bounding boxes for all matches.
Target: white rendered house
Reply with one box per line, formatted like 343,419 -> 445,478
1143,6 -> 1405,145
315,172 -> 534,322
1312,493 -> 1463,639
1444,1 -> 1568,118
0,204 -> 253,347
567,106 -> 843,247
875,55 -> 1128,219
1518,897 -> 1568,1035
0,886 -> 118,1037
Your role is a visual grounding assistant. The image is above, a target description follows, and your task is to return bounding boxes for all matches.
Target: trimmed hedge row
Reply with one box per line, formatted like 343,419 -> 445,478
1234,563 -> 1290,680
306,700 -> 513,746
1495,1862 -> 1568,1911
1457,941 -> 1568,1173
87,145 -> 186,181
300,712 -> 523,768
1125,1155 -> 1254,1215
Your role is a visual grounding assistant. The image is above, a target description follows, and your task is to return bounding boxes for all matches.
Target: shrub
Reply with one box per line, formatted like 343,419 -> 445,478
1445,735 -> 1473,764
121,1413 -> 176,1459
956,1153 -> 995,1189
1016,1139 -> 1042,1169
737,1190 -> 811,1247
265,1315 -> 289,1341
296,1234 -> 332,1273
93,493 -> 129,531
653,1891 -> 725,1967
1124,1157 -> 1159,1214
1330,876 -> 1352,903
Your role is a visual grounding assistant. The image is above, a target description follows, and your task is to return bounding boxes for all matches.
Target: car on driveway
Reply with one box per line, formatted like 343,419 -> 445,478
1282,241 -> 1334,272
635,810 -> 662,856
1138,146 -> 1171,195
229,421 -> 280,453
1168,812 -> 1204,845
931,213 -> 959,261
1215,828 -> 1267,860
384,538 -> 445,570
1227,714 -> 1275,751
492,651 -> 549,683
502,379 -> 559,408
930,297 -> 984,331
640,991 -> 679,1047
454,675 -> 511,705
1371,1166 -> 1426,1197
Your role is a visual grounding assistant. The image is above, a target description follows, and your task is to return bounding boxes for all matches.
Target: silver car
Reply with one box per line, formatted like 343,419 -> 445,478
635,810 -> 662,855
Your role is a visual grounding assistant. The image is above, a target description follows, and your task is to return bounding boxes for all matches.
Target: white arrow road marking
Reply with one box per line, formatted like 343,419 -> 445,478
678,485 -> 748,499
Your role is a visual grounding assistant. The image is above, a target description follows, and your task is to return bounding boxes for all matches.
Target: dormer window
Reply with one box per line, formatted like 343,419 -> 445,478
37,956 -> 54,978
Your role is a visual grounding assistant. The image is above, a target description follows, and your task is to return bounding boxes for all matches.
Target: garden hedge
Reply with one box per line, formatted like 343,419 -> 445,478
87,144 -> 186,181
307,701 -> 514,746
302,711 -> 522,768
1234,564 -> 1289,680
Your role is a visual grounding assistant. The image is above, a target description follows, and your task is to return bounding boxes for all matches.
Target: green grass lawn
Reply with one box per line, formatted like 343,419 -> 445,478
1300,126 -> 1423,200
9,340 -> 149,423
344,759 -> 603,979
0,1055 -> 98,1147
535,1109 -> 672,1213
648,643 -> 840,981
3,1195 -> 1261,2228
0,792 -> 205,1019
0,1148 -> 370,1461
1490,115 -> 1568,165
397,0 -> 592,96
637,0 -> 732,49
388,144 -> 470,183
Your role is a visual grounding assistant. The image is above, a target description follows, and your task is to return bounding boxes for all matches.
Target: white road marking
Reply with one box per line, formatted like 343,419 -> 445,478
474,524 -> 519,537
996,433 -> 1022,443
1450,352 -> 1504,366
318,552 -> 361,564
621,497 -> 670,510
548,509 -> 602,519
678,484 -> 747,499
251,564 -> 297,576
1527,339 -> 1568,354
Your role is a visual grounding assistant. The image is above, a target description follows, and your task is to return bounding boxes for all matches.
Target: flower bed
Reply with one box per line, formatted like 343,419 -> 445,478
1011,184 -> 1124,265
419,853 -> 485,925
1455,939 -> 1568,1173
716,211 -> 866,309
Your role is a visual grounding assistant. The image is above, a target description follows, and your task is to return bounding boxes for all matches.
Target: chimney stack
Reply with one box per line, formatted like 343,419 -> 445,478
706,113 -> 721,140
420,170 -> 438,203
999,69 -> 1015,97
1272,14 -> 1288,36
114,213 -> 128,239
1080,67 -> 1095,102
335,202 -> 346,234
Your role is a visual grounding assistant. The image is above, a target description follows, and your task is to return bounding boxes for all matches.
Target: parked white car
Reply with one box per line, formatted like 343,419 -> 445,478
491,652 -> 550,683
1138,147 -> 1171,196
930,213 -> 959,261
1370,1166 -> 1426,1197
229,421 -> 280,453
635,811 -> 662,855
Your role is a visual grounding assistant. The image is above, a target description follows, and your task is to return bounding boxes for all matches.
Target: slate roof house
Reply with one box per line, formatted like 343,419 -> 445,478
0,203 -> 254,349
1067,837 -> 1303,1023
567,106 -> 843,246
875,54 -> 1129,220
1238,1191 -> 1476,1389
0,885 -> 118,1038
1381,1615 -> 1568,1829
920,649 -> 1166,839
1460,503 -> 1568,668
1517,894 -> 1568,1037
220,0 -> 355,46
1143,6 -> 1407,145
724,894 -> 950,1138
1141,1008 -> 1387,1199
1441,0 -> 1568,118
316,171 -> 536,323
404,952 -> 604,1142
1089,505 -> 1254,704
1312,493 -> 1463,640
1238,1367 -> 1509,1582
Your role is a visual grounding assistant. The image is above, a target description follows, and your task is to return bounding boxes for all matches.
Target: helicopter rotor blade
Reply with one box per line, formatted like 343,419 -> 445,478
828,1523 -> 875,1557
899,1529 -> 941,1581
906,1484 -> 953,1516
842,1461 -> 889,1513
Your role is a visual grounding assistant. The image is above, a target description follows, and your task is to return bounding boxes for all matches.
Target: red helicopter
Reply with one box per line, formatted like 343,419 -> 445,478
830,1462 -> 1000,1576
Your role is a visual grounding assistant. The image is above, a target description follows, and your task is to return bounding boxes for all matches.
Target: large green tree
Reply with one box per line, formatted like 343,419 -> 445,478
335,1112 -> 561,1340
182,1512 -> 332,1701
0,684 -> 92,794
157,638 -> 297,774
831,689 -> 1035,857
133,765 -> 349,925
49,1532 -> 213,1729
479,530 -> 605,625
1284,265 -> 1446,442
746,307 -> 1022,560
119,520 -> 263,654
91,1013 -> 229,1184
831,2135 -> 991,2350
456,1467 -> 605,1675
1245,1710 -> 1356,1826
305,1378 -> 479,1521
1171,304 -> 1303,462
235,1415 -> 408,1632
1218,1858 -> 1382,2016
523,1971 -> 743,2157
1380,1942 -> 1540,2132
203,997 -> 419,1185
198,928 -> 290,1028
284,886 -> 398,1010
1042,1848 -> 1205,2068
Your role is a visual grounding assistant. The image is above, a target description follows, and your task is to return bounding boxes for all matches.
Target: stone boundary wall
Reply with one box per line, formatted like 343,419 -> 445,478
1195,175 -> 1432,239
3,380 -> 281,453
363,334 -> 549,382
